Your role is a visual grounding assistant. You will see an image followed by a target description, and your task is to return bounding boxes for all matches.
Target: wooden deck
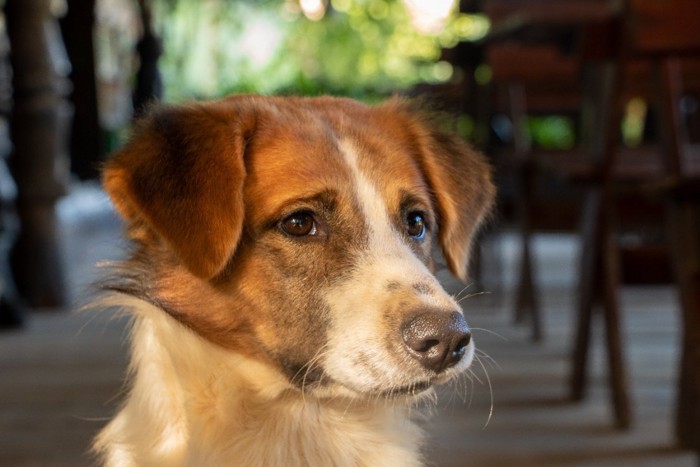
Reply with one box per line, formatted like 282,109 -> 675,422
0,184 -> 696,466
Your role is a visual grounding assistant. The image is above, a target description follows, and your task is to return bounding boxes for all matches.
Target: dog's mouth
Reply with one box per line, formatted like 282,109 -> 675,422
290,366 -> 434,399
283,353 -> 459,399
336,377 -> 436,399
288,363 -> 328,390
377,380 -> 433,398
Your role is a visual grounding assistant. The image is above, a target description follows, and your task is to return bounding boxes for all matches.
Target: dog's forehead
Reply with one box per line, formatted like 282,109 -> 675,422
243,105 -> 432,226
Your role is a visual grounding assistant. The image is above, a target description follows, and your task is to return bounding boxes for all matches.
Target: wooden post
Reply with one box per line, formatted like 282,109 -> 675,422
5,0 -> 71,307
0,9 -> 24,327
133,0 -> 163,116
61,0 -> 102,180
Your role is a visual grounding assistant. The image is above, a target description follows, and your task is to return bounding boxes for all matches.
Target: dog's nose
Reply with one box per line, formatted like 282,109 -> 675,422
401,311 -> 471,373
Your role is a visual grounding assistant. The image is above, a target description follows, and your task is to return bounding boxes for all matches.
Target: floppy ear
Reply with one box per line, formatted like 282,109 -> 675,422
386,100 -> 496,281
102,101 -> 254,279
421,129 -> 495,281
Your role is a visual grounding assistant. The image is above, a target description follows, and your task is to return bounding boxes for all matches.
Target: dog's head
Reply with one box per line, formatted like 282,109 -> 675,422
103,95 -> 494,399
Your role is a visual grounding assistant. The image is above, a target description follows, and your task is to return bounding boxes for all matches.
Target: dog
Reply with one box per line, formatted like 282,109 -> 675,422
93,95 -> 494,466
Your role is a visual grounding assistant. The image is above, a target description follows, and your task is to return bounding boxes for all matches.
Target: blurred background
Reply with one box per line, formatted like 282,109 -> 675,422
1,0 -> 699,465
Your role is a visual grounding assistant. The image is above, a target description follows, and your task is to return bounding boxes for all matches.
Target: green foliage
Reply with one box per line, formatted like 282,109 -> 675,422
528,116 -> 576,149
151,0 -> 489,101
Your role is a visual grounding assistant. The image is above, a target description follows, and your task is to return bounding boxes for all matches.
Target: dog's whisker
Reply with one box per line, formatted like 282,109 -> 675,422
455,290 -> 492,305
462,370 -> 476,406
340,395 -> 359,420
447,372 -> 467,406
452,372 -> 468,404
473,353 -> 495,429
452,283 -> 475,303
466,367 -> 485,386
471,327 -> 508,342
475,348 -> 501,371
449,371 -> 473,407
295,345 -> 331,402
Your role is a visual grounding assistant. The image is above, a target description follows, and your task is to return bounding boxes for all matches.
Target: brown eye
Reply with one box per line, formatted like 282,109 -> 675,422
406,212 -> 426,240
281,211 -> 317,237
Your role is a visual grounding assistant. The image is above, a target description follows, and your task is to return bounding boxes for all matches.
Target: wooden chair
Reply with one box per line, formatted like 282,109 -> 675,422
481,0 -> 700,435
485,41 -> 585,341
480,0 -> 616,341
570,0 -> 700,432
622,0 -> 700,450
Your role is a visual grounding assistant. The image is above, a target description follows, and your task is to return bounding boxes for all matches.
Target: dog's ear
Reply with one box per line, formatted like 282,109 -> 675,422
423,129 -> 495,281
103,101 -> 255,279
386,100 -> 496,281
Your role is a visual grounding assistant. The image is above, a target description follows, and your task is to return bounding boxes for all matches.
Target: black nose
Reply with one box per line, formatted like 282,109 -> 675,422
401,311 -> 471,373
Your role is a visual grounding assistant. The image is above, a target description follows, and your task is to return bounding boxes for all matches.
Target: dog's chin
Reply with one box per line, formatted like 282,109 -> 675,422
304,376 -> 439,403
287,348 -> 474,402
376,380 -> 435,399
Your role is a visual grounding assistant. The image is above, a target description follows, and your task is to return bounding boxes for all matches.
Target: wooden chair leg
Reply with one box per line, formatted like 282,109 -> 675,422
669,201 -> 700,451
653,55 -> 700,450
572,60 -> 613,400
514,166 -> 542,341
571,188 -> 632,427
571,189 -> 601,401
509,82 -> 543,342
515,225 -> 534,322
600,199 -> 631,428
515,226 -> 541,341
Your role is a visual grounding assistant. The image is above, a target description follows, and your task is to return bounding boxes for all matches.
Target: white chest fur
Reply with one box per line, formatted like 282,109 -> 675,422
93,299 -> 425,467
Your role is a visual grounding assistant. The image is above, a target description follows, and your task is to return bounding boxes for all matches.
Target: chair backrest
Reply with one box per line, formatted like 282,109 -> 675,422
487,43 -> 583,113
626,0 -> 700,55
483,0 -> 614,25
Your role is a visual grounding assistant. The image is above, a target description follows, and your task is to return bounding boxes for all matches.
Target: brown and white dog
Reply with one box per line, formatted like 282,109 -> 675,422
94,95 -> 494,466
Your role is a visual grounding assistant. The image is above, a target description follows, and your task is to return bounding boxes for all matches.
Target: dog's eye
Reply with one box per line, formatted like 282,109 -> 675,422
406,211 -> 427,240
280,211 -> 317,237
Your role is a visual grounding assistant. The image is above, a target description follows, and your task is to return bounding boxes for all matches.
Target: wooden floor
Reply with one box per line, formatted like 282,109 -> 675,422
0,184 -> 697,466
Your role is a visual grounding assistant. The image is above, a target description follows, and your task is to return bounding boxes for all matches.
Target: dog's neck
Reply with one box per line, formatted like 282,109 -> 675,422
94,298 -> 425,467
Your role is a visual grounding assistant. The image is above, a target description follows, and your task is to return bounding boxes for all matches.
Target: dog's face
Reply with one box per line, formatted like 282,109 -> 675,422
103,95 -> 494,399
